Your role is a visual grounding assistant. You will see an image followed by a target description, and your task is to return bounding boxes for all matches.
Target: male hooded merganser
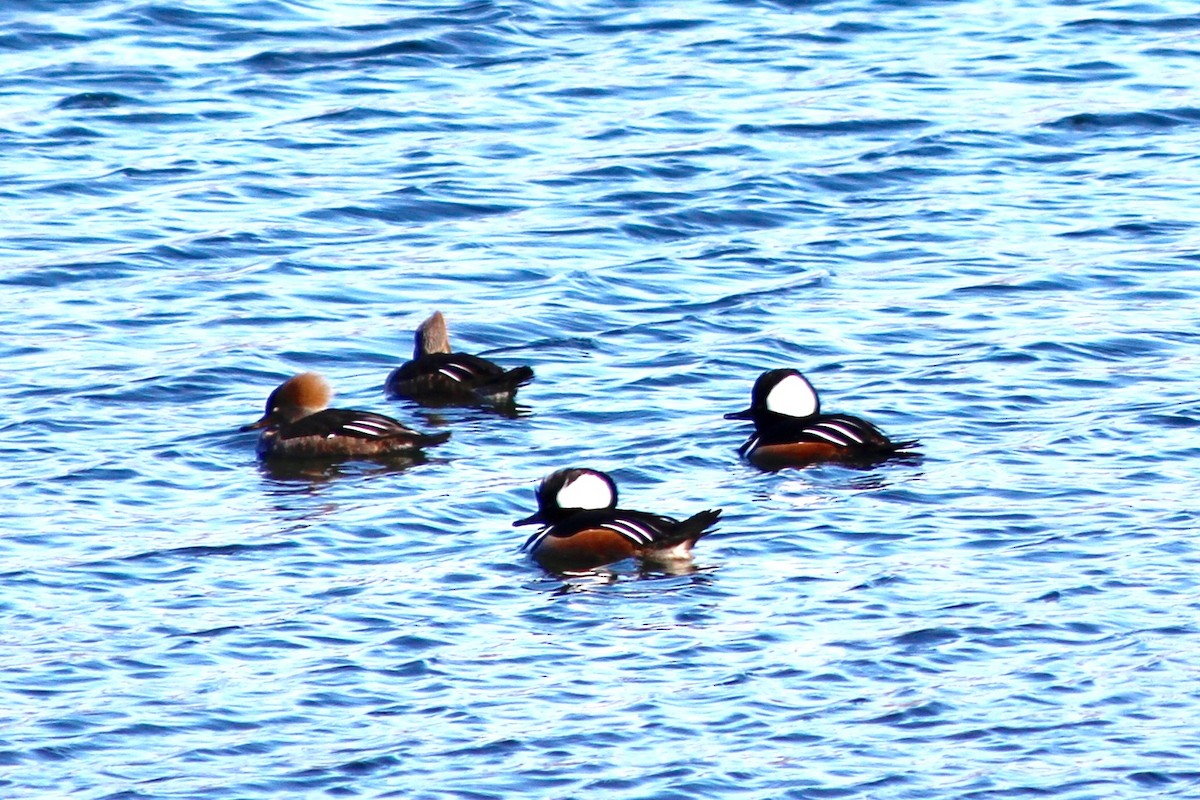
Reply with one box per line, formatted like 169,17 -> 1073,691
385,311 -> 534,405
243,372 -> 450,460
725,368 -> 919,470
514,468 -> 721,573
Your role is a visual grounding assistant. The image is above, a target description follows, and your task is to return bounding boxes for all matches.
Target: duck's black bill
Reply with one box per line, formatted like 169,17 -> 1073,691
724,408 -> 754,420
512,513 -> 542,527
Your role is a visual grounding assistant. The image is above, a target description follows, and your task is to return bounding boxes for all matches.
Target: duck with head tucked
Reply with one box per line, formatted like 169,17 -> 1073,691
725,368 -> 919,471
243,372 -> 449,460
386,311 -> 534,406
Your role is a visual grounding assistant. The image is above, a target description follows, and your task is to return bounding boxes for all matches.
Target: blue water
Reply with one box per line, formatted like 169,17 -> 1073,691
3,0 -> 1200,797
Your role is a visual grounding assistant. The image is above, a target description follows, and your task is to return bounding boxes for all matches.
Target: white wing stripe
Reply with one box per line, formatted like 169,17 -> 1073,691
805,426 -> 849,445
817,420 -> 865,444
342,420 -> 396,437
525,518 -> 661,552
523,528 -> 551,552
604,519 -> 657,545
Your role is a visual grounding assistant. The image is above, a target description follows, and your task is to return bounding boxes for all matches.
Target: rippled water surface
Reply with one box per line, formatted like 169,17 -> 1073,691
4,0 -> 1200,797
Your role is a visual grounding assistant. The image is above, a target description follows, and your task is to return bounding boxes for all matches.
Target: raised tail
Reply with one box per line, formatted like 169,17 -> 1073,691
645,509 -> 722,561
473,364 -> 534,401
886,438 -> 921,456
501,365 -> 535,388
411,430 -> 451,448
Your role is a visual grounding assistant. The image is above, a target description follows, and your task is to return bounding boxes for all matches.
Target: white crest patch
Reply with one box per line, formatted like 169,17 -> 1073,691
555,472 -> 614,510
765,373 -> 818,418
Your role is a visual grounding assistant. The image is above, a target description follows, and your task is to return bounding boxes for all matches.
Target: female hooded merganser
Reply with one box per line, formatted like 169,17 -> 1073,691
385,311 -> 534,405
725,368 -> 919,470
243,372 -> 450,460
514,468 -> 721,573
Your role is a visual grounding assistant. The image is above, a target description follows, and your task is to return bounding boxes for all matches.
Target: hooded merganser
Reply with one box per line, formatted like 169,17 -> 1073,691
385,311 -> 534,405
725,368 -> 919,470
514,468 -> 721,573
243,372 -> 450,460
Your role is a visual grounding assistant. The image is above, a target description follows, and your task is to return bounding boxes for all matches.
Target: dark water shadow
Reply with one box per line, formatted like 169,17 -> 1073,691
388,394 -> 532,420
254,452 -> 433,489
